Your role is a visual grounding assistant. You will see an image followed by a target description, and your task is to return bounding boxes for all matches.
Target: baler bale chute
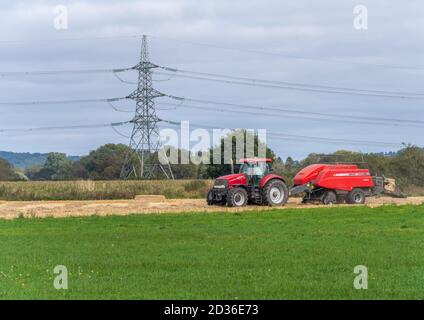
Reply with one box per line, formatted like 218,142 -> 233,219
290,164 -> 406,205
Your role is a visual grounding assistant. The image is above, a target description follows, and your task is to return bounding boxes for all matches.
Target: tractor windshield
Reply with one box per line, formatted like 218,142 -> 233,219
239,162 -> 269,177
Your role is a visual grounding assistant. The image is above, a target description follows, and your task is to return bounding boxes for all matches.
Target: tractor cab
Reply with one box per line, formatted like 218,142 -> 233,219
207,158 -> 289,207
238,158 -> 272,186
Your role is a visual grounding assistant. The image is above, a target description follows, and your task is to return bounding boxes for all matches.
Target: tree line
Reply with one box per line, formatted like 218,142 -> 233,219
0,132 -> 423,190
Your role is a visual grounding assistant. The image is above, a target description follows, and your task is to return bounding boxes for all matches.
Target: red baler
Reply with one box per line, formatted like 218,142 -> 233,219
290,164 -> 405,204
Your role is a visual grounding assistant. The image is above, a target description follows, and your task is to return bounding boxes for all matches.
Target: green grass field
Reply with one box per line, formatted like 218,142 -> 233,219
1,204 -> 423,299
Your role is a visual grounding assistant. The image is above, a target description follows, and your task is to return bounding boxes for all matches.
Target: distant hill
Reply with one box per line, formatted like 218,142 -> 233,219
0,151 -> 80,169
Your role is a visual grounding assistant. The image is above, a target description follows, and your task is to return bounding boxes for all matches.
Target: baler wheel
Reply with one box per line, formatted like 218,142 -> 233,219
227,187 -> 248,207
322,191 -> 337,205
347,188 -> 366,204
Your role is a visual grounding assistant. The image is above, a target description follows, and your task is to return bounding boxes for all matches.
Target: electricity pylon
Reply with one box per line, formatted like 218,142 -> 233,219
120,35 -> 174,179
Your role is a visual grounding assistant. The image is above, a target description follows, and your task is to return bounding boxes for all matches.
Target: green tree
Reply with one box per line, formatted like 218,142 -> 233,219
35,153 -> 73,180
73,144 -> 132,180
369,145 -> 424,188
285,156 -> 295,170
25,164 -> 42,180
0,157 -> 18,181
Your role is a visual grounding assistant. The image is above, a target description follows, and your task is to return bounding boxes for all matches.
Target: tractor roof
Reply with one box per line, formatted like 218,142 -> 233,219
239,158 -> 273,163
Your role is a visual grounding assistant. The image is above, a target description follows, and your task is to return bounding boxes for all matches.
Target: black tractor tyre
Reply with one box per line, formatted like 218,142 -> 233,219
227,187 -> 248,207
346,188 -> 366,204
263,179 -> 289,206
321,190 -> 337,205
207,190 -> 214,206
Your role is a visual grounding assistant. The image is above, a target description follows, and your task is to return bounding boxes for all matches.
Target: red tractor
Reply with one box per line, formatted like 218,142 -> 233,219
290,163 -> 405,205
207,158 -> 289,207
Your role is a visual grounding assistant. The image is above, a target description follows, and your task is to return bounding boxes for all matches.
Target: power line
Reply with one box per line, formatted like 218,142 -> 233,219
106,100 -> 133,113
0,33 -> 416,153
1,91 -> 420,129
158,65 -> 424,97
111,125 -> 131,138
153,73 -> 176,82
0,67 -> 134,77
156,102 -> 424,128
1,33 -> 422,71
2,85 -> 420,127
156,99 -> 185,111
156,71 -> 424,100
159,119 -> 402,148
0,97 -> 126,106
266,133 -> 400,148
0,120 -> 132,133
0,115 -> 403,147
164,95 -> 424,126
0,34 -> 143,44
113,71 -> 137,84
149,35 -> 424,71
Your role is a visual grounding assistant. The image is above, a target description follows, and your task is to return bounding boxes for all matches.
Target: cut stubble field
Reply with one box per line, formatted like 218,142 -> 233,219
0,196 -> 423,219
0,204 -> 423,299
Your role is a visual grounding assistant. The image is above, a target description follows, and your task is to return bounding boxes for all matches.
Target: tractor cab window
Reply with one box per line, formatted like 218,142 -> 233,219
239,162 -> 269,177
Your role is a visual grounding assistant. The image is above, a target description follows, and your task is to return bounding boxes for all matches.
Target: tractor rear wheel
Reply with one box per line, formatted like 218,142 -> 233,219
263,179 -> 289,206
347,188 -> 366,204
227,187 -> 248,207
322,190 -> 337,205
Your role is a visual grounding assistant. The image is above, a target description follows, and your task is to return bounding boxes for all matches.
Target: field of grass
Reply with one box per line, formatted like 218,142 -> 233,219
0,204 -> 423,299
0,180 -> 213,201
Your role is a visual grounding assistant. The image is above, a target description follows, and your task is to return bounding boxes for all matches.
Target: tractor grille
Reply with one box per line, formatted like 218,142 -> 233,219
214,179 -> 228,189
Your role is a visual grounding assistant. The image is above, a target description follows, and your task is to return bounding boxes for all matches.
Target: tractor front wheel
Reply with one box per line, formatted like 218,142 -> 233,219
263,180 -> 289,206
227,187 -> 248,207
207,190 -> 214,205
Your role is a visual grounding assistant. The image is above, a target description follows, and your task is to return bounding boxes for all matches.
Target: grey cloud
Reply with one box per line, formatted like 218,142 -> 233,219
0,0 -> 423,159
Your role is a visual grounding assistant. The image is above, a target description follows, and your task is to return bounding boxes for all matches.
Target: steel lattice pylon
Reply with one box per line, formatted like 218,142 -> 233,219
120,35 -> 174,179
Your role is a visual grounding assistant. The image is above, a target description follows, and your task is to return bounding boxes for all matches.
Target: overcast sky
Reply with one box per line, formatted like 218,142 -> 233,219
0,0 -> 423,160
